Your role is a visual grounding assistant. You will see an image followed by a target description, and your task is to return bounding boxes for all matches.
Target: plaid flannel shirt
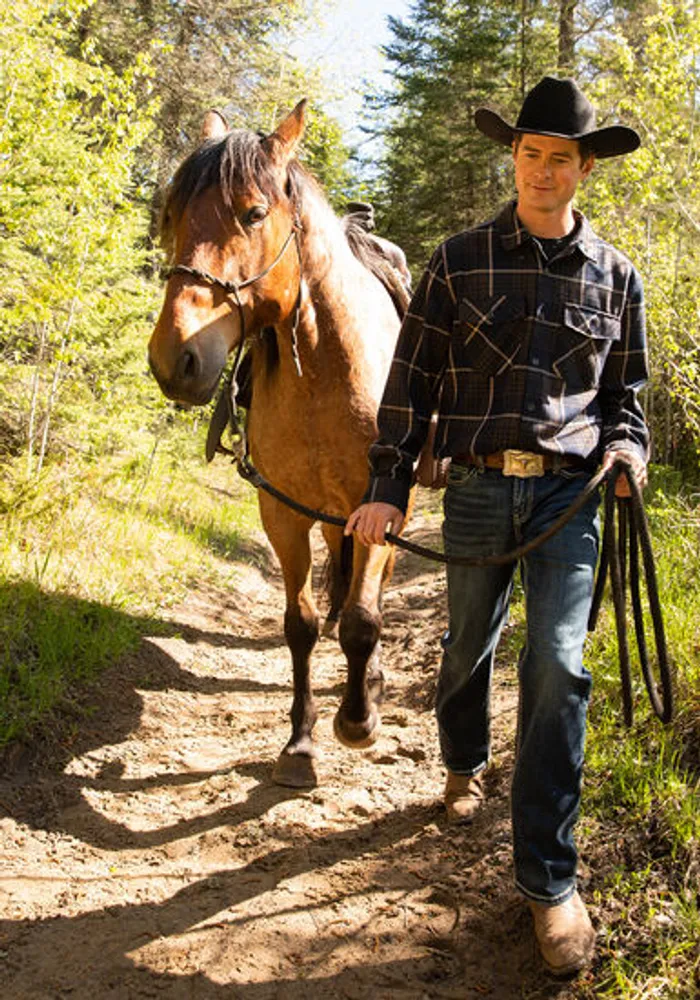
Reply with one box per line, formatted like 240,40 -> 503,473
367,201 -> 649,513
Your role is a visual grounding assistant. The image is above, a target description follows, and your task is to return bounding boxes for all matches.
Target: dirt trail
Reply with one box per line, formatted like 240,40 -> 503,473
0,499 -> 581,999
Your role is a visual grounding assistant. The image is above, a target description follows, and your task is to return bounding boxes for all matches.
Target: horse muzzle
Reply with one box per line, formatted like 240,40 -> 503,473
148,326 -> 231,406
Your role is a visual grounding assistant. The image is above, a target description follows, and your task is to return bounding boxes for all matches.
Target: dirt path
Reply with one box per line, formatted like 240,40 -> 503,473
0,500 -> 581,999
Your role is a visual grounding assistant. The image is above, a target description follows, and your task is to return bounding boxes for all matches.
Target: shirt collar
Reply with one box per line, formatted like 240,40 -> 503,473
496,201 -> 597,261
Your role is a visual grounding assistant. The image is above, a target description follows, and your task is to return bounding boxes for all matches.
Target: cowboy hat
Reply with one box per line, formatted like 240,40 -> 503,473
474,76 -> 640,158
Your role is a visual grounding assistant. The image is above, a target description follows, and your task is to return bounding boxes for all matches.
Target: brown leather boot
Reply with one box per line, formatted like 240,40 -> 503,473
443,770 -> 484,824
529,890 -> 596,976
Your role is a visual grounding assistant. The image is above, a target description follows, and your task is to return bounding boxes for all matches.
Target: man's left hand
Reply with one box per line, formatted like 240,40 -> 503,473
601,449 -> 648,497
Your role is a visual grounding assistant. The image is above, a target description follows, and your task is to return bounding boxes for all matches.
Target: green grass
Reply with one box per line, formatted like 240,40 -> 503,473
0,409 -> 261,746
573,466 -> 700,998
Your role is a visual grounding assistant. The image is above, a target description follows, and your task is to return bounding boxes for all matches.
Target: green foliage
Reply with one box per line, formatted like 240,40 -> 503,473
578,464 -> 700,998
66,0 -> 352,226
0,579 -> 144,743
579,0 -> 700,467
0,0 -> 160,473
364,0 -> 562,266
0,413 -> 261,746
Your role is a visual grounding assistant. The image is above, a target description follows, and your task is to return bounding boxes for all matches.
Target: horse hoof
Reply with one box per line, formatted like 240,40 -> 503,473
272,752 -> 318,788
333,707 -> 380,749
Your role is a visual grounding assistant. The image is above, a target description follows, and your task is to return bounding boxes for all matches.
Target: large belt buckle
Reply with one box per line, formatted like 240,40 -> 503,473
502,449 -> 545,478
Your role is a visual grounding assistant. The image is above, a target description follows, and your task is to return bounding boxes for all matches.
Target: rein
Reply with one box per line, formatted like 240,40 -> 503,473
235,454 -> 673,727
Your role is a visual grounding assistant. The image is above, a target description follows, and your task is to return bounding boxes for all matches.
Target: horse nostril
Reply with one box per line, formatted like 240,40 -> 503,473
176,347 -> 200,382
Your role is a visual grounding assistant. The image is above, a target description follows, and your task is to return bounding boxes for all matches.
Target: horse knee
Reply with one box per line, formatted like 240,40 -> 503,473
339,604 -> 381,664
284,606 -> 319,660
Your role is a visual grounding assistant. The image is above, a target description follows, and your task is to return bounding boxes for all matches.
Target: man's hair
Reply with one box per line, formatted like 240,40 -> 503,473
513,132 -> 595,164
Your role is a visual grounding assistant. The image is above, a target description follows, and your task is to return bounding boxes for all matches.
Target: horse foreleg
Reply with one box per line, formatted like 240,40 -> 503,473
320,523 -> 353,639
334,541 -> 391,749
259,499 -> 320,788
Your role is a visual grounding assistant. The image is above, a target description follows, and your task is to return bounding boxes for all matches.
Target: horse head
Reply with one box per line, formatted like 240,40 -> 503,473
148,101 -> 307,405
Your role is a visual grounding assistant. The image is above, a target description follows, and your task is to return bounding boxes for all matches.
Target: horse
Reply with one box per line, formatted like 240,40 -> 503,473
148,101 -> 410,788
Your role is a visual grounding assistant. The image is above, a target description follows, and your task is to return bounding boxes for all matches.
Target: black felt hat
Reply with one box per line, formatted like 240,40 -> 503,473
474,76 -> 640,158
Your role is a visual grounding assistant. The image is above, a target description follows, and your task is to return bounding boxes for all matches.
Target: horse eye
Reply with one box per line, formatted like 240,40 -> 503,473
243,205 -> 268,227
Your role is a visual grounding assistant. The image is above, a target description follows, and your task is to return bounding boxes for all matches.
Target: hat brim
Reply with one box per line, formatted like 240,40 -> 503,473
474,107 -> 640,158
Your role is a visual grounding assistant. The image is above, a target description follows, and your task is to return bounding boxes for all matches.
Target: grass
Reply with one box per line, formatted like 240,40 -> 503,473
0,406 -> 261,747
573,467 -> 700,998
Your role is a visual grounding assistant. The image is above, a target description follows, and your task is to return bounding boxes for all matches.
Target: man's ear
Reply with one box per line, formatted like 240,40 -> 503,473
581,154 -> 596,179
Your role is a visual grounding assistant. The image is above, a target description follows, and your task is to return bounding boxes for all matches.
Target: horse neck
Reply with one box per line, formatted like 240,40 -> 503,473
293,190 -> 390,355
252,187 -> 399,407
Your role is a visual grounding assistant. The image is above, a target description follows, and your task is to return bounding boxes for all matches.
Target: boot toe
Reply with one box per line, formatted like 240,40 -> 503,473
529,891 -> 595,976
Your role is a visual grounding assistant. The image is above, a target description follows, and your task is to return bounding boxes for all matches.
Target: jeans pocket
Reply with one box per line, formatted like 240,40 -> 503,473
446,463 -> 479,488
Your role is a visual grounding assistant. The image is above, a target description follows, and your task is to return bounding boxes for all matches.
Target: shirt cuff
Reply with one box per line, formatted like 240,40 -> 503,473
364,474 -> 412,514
602,440 -> 649,464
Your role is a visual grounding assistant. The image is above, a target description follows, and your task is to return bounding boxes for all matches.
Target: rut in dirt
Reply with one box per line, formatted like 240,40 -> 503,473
0,504 -> 578,999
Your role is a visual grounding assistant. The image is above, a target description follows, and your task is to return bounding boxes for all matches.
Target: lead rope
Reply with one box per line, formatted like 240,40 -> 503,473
588,463 -> 673,724
235,454 -> 673,726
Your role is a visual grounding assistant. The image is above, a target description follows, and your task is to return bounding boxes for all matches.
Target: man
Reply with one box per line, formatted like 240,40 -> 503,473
345,77 -> 649,976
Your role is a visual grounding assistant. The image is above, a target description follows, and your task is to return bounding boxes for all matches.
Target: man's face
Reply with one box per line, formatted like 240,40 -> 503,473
512,133 -> 594,219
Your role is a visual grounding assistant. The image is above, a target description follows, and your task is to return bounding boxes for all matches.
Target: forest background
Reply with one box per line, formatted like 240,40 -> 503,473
0,1 -> 699,997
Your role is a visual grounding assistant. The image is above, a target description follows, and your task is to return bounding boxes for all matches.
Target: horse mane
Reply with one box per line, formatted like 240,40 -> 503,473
341,219 -> 409,318
160,129 -> 408,318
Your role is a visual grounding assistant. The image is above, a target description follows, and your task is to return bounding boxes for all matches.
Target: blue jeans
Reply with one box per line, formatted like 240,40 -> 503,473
436,464 -> 600,904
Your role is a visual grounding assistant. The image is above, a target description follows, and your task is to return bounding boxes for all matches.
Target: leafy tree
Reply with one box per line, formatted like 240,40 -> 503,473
365,0 -> 560,266
63,0 -> 351,238
579,0 -> 700,465
0,0 -> 159,474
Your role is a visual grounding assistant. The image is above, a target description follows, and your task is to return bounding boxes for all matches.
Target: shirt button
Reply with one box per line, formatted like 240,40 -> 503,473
526,401 -> 535,412
532,355 -> 540,365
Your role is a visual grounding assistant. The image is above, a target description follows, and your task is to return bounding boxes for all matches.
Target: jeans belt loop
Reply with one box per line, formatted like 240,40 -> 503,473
502,449 -> 545,478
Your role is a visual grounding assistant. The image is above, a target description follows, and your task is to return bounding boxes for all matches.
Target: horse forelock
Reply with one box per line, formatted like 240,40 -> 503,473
161,129 -> 302,245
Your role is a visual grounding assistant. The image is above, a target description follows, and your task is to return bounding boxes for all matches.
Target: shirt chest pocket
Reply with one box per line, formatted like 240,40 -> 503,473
554,303 -> 622,388
452,294 -> 525,376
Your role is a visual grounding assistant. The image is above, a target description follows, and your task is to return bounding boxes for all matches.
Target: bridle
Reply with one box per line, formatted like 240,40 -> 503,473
164,214 -> 304,404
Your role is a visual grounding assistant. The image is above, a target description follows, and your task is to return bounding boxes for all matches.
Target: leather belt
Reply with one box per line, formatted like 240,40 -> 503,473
452,449 -> 579,478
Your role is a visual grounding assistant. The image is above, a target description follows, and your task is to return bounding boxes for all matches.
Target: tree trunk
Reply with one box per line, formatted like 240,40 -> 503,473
557,0 -> 577,72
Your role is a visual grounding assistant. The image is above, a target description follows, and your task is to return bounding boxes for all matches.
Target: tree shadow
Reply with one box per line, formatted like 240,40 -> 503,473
0,801 -> 574,1000
0,583 -> 342,850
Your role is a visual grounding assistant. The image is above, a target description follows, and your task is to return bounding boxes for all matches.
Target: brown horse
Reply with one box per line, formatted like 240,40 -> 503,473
148,101 -> 408,788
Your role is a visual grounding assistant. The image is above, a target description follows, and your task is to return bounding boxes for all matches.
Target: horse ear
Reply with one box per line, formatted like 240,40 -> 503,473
262,99 -> 307,164
200,109 -> 229,141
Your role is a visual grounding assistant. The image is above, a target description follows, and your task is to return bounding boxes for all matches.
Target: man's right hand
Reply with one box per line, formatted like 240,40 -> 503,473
344,502 -> 405,547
